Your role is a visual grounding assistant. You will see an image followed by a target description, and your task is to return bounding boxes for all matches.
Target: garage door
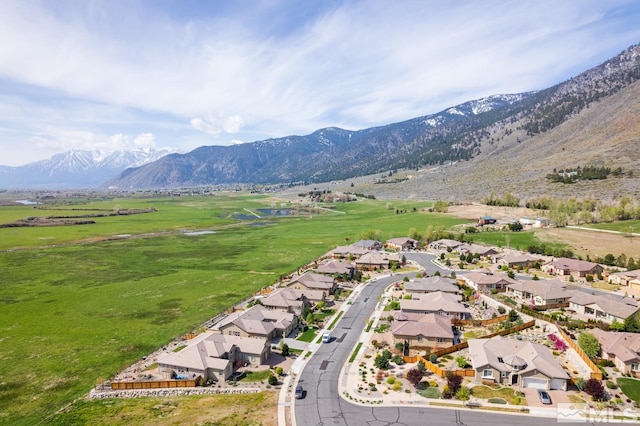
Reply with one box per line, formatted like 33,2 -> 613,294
550,378 -> 567,391
522,377 -> 548,389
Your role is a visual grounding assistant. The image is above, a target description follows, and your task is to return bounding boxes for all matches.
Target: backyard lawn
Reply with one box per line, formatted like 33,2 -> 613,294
617,378 -> 640,402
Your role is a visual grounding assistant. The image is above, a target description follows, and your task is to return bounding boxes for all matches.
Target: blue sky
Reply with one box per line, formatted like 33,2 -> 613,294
1,0 -> 640,166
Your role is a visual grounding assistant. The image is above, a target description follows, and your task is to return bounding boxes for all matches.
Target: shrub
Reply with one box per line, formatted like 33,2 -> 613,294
386,376 -> 396,385
275,366 -> 284,376
406,368 -> 424,387
584,379 -> 605,401
393,381 -> 403,391
441,385 -> 453,399
446,373 -> 463,394
456,386 -> 470,401
429,380 -> 439,388
268,375 -> 278,386
606,380 -> 617,389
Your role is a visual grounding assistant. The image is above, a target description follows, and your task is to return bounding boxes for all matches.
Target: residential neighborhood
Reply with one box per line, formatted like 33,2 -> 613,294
105,234 -> 640,422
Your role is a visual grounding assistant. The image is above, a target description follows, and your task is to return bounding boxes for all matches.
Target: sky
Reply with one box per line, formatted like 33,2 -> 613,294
1,0 -> 640,166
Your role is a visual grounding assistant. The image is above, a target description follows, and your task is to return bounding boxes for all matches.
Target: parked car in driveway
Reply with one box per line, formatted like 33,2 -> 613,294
295,384 -> 304,399
538,389 -> 552,405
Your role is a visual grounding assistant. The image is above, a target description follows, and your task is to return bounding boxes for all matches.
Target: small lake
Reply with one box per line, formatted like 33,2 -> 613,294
14,199 -> 39,205
255,208 -> 293,216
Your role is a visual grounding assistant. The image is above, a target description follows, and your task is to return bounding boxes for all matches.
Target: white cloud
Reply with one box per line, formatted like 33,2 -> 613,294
190,114 -> 244,135
0,0 -> 639,165
31,130 -> 156,153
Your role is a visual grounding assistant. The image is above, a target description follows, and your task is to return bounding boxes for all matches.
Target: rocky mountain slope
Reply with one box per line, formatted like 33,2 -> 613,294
105,43 -> 640,198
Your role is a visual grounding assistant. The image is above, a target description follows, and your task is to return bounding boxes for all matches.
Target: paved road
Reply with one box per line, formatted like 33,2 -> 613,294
294,253 -> 585,426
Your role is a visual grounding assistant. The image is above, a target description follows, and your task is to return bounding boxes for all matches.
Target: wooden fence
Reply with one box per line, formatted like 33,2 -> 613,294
557,327 -> 602,380
403,320 -> 535,378
111,377 -> 201,390
455,314 -> 508,326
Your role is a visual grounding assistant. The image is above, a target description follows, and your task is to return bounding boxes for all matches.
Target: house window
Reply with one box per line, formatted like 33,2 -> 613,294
437,338 -> 446,343
632,363 -> 639,371
497,357 -> 504,363
417,337 -> 423,342
501,371 -> 508,378
482,369 -> 493,378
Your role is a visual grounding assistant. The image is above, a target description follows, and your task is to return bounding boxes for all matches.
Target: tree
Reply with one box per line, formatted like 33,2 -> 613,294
578,332 -> 600,358
268,374 -> 278,386
374,349 -> 392,370
584,378 -> 605,401
610,318 -> 625,331
406,368 -> 424,387
624,312 -> 640,333
508,309 -> 519,322
315,300 -> 326,311
417,360 -> 427,374
306,312 -> 314,325
446,373 -> 463,394
456,386 -> 470,401
281,343 -> 290,357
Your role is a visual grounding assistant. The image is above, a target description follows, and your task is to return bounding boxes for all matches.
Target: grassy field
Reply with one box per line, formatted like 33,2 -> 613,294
49,391 -> 278,425
585,220 -> 640,234
0,194 -> 467,425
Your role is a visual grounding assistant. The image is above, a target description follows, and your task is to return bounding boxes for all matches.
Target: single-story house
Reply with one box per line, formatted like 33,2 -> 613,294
458,271 -> 515,294
386,237 -> 419,251
157,332 -> 270,382
350,239 -> 383,251
428,239 -> 463,251
468,336 -> 569,390
400,291 -> 470,319
609,270 -> 640,286
355,252 -> 389,271
330,245 -> 369,259
391,312 -> 454,350
478,216 -> 497,225
459,243 -> 500,258
316,259 -> 355,279
506,279 -> 571,307
403,276 -> 459,295
287,271 -> 337,296
497,253 -> 540,270
213,305 -> 297,340
261,287 -> 324,315
542,258 -> 603,279
590,328 -> 640,376
568,292 -> 639,324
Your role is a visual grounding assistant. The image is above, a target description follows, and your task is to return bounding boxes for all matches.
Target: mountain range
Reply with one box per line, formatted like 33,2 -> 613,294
0,148 -> 177,189
2,43 -> 639,200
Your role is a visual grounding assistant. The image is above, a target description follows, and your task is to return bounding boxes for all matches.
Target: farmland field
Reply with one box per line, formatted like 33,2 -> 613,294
0,193 -> 467,425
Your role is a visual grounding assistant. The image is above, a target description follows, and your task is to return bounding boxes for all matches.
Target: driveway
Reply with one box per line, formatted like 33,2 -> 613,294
522,387 -> 572,407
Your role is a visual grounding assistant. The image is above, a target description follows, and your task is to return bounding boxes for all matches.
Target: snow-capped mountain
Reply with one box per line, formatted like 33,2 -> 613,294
0,147 -> 178,189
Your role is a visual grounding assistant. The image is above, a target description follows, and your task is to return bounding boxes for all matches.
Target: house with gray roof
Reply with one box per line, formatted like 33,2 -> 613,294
468,336 -> 569,390
331,245 -> 369,259
316,259 -> 355,278
287,271 -> 336,296
609,269 -> 640,286
386,237 -> 419,251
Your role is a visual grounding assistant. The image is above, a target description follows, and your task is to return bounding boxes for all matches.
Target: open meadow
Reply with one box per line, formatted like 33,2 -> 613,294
0,193 -> 469,424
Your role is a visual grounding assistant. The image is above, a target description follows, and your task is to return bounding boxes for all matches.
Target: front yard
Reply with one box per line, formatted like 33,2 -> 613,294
617,377 -> 640,402
470,384 -> 527,405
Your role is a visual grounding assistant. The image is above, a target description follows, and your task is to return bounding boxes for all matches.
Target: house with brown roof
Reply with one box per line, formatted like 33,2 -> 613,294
428,239 -> 463,251
403,276 -> 459,295
400,291 -> 470,319
542,258 -> 603,279
590,328 -> 640,376
459,243 -> 500,258
157,332 -> 270,382
331,245 -> 369,259
386,237 -> 419,251
506,279 -> 571,307
391,312 -> 454,351
468,336 -> 569,390
213,305 -> 297,340
316,259 -> 355,279
458,271 -> 515,294
261,287 -> 324,315
497,253 -> 541,270
355,252 -> 389,271
287,271 -> 336,297
568,292 -> 639,324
